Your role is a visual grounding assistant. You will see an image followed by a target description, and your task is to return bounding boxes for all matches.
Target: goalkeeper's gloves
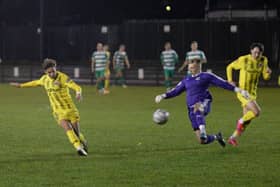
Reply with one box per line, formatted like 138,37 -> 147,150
155,94 -> 166,103
234,87 -> 250,99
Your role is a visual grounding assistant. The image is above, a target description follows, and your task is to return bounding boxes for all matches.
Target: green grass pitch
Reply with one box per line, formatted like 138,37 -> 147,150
0,84 -> 279,186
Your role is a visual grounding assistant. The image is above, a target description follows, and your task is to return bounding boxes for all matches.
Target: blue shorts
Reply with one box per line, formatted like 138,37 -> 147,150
187,99 -> 211,131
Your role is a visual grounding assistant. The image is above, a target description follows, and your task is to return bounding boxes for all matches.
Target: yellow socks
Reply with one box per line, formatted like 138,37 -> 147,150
79,132 -> 87,143
105,79 -> 110,90
66,129 -> 82,149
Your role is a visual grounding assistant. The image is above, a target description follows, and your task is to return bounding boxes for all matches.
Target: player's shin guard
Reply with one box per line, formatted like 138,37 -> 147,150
66,129 -> 82,150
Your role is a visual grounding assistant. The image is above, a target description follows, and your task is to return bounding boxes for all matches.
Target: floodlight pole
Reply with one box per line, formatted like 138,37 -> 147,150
39,0 -> 44,61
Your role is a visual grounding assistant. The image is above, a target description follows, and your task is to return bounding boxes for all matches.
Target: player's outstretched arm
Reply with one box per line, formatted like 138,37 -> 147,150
155,81 -> 186,103
10,80 -> 41,88
155,94 -> 166,103
226,58 -> 242,84
208,73 -> 249,99
10,82 -> 21,88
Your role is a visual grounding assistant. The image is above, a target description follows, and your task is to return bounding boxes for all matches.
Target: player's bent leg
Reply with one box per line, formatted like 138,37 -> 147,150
235,101 -> 260,135
104,70 -> 110,93
229,98 -> 261,146
194,130 -> 216,145
190,109 -> 213,145
71,122 -> 88,153
164,70 -> 170,89
198,124 -> 207,141
60,120 -> 87,156
119,71 -> 127,88
245,100 -> 261,117
104,75 -> 110,94
115,71 -> 121,85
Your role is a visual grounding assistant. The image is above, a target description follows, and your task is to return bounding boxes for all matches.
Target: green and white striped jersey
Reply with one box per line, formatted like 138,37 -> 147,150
92,51 -> 108,71
113,51 -> 128,69
160,49 -> 178,70
185,50 -> 206,61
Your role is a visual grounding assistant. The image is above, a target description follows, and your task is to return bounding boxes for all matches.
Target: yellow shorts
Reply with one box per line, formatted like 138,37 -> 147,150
105,69 -> 111,77
237,93 -> 256,107
53,109 -> 80,124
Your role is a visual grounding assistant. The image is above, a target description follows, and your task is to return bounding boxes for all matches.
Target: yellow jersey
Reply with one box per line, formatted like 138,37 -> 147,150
227,54 -> 270,98
20,71 -> 81,113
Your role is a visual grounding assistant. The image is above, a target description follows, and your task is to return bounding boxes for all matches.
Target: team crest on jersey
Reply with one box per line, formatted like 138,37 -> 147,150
195,77 -> 200,81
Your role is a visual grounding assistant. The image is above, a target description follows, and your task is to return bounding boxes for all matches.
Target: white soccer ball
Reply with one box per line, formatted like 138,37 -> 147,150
153,109 -> 169,125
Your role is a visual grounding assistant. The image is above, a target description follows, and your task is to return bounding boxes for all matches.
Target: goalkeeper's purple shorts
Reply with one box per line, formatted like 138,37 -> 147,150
187,99 -> 211,131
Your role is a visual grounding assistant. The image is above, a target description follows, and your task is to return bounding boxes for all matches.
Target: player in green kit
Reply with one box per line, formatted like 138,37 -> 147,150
91,43 -> 109,94
178,41 -> 207,74
113,44 -> 130,88
160,42 -> 178,90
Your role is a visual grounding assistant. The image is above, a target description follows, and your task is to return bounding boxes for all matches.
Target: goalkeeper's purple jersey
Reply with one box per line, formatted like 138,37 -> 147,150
165,72 -> 235,107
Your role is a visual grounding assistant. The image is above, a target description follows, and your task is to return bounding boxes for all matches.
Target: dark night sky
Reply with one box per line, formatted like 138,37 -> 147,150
0,0 -> 279,25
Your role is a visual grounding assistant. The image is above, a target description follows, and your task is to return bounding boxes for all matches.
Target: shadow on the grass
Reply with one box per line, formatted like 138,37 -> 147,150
0,152 -> 85,164
93,146 -> 207,157
0,144 -> 245,164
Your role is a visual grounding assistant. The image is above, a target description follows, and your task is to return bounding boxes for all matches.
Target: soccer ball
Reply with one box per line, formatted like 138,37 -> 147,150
153,109 -> 169,125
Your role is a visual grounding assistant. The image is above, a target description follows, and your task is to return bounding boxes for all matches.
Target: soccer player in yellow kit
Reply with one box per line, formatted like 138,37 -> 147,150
10,59 -> 88,156
226,43 -> 272,146
104,44 -> 111,94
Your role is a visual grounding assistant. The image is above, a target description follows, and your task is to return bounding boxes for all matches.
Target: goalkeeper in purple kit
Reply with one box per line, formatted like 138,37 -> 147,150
155,59 -> 250,147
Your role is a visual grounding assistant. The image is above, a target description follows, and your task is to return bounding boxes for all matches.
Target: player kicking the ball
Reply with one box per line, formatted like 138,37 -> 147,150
10,58 -> 88,156
155,59 -> 250,147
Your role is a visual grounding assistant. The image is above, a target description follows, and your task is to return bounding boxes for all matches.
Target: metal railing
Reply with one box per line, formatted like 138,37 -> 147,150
1,61 -> 279,86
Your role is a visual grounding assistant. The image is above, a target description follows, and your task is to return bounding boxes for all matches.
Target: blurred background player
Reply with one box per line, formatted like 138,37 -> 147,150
113,44 -> 130,88
226,42 -> 272,146
178,41 -> 207,73
155,59 -> 249,147
160,42 -> 179,91
91,42 -> 109,94
103,44 -> 111,94
10,58 -> 88,156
